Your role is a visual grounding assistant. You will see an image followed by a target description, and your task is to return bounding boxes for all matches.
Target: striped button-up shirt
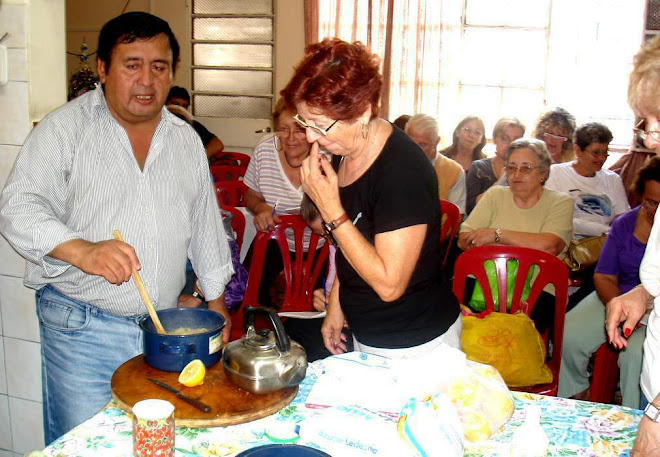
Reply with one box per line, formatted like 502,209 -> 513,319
0,88 -> 233,316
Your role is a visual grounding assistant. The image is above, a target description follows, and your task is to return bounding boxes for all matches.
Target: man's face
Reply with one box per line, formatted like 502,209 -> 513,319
407,127 -> 440,161
167,96 -> 190,110
97,34 -> 174,128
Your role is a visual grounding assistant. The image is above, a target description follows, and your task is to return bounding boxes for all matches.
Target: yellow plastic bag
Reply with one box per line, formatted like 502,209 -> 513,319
461,311 -> 552,387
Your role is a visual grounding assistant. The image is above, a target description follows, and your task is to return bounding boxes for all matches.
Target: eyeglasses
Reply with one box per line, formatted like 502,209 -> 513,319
294,114 -> 339,136
543,132 -> 570,144
461,126 -> 483,137
498,135 -> 516,144
506,164 -> 540,175
643,198 -> 660,209
584,147 -> 609,158
633,119 -> 660,145
275,126 -> 307,138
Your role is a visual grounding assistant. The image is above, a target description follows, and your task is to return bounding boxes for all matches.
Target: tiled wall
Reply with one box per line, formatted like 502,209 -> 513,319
0,1 -> 47,455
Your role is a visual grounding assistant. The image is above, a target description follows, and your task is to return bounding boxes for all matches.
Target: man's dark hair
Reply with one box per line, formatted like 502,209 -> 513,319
97,12 -> 180,73
167,86 -> 191,103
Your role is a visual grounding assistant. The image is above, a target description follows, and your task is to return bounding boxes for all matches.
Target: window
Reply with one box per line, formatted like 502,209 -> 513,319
191,0 -> 274,118
314,0 -> 646,151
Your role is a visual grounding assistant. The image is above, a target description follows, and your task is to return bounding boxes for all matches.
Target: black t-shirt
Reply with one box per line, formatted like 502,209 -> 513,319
336,126 -> 460,348
192,120 -> 217,147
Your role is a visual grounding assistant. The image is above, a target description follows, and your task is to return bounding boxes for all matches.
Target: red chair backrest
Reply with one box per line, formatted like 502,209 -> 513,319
210,163 -> 248,182
439,200 -> 461,267
452,245 -> 569,395
215,181 -> 248,206
209,151 -> 251,169
230,215 -> 330,341
220,204 -> 246,251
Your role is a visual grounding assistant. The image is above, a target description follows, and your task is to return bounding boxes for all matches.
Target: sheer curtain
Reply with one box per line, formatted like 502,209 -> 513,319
305,0 -> 645,149
304,0 -> 462,124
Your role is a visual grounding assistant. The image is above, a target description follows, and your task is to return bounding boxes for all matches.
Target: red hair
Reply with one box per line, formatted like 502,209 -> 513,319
281,38 -> 382,120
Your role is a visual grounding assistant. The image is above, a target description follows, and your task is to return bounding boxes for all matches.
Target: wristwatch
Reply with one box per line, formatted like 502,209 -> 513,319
494,228 -> 502,243
645,402 -> 660,422
323,213 -> 349,232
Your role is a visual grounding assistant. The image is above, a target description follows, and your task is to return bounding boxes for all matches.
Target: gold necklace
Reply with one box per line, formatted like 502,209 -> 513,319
340,119 -> 381,185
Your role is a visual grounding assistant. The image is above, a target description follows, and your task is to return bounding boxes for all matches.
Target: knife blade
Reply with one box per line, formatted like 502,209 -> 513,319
146,378 -> 212,413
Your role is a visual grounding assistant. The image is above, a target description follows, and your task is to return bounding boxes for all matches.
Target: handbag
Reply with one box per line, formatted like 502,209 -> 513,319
562,234 -> 607,272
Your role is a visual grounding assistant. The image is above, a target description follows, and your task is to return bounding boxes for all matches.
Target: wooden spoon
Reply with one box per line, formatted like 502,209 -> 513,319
112,230 -> 167,335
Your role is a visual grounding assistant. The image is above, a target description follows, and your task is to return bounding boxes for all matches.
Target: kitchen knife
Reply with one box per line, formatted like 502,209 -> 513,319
146,378 -> 212,413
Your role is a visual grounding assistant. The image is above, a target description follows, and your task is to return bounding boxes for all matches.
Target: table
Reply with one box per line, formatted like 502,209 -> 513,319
42,372 -> 641,456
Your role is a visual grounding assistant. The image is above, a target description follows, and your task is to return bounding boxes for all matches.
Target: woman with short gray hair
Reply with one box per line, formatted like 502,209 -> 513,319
459,138 -> 573,255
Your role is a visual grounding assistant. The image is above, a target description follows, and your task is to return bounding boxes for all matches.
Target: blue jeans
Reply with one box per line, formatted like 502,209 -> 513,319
36,285 -> 144,444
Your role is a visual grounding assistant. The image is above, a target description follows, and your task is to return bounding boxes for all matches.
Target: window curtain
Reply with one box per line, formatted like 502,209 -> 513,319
303,0 -> 462,124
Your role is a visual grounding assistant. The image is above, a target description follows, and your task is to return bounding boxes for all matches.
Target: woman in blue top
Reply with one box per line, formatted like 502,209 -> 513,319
558,157 -> 660,408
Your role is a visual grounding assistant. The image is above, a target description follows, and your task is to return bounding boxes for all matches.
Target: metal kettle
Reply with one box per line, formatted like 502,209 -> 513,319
222,306 -> 307,394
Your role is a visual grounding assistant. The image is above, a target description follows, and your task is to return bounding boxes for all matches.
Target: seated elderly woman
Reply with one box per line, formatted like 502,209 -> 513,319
459,139 -> 574,330
545,122 -> 629,239
283,38 -> 460,357
242,97 -> 313,307
466,117 -> 525,214
533,107 -> 576,164
558,156 -> 660,409
405,114 -> 466,214
545,122 -> 629,310
440,116 -> 487,171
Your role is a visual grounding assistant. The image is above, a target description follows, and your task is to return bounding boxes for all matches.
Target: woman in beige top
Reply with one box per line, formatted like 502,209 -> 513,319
459,138 -> 573,255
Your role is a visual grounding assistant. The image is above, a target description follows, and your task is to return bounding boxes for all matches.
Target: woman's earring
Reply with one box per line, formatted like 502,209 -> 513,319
274,135 -> 281,151
362,123 -> 369,139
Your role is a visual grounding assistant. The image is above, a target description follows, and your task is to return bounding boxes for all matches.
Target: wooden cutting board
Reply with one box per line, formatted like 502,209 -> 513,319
111,355 -> 298,427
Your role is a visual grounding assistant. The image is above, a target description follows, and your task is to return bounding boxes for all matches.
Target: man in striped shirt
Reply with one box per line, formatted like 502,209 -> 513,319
0,12 -> 233,444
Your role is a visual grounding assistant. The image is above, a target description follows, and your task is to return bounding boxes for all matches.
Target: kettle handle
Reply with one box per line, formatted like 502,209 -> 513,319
243,306 -> 290,352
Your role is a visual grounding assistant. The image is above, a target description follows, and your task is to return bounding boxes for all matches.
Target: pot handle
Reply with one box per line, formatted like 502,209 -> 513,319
243,306 -> 290,353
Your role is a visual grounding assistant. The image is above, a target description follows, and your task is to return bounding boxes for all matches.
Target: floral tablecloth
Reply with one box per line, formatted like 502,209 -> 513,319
42,370 -> 641,457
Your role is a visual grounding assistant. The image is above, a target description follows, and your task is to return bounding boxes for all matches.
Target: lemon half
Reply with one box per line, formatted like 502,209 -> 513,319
178,359 -> 206,387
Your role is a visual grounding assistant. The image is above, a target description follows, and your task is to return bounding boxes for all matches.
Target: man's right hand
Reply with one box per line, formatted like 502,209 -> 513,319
48,238 -> 140,285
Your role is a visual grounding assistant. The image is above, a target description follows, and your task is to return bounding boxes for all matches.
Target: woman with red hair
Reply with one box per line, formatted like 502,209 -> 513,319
282,39 -> 460,358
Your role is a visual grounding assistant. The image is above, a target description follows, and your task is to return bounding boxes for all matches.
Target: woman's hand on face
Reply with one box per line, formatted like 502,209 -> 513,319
300,143 -> 343,221
253,206 -> 282,232
321,304 -> 348,354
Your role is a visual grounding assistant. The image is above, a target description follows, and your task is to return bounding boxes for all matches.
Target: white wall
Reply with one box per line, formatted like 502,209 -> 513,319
0,0 -> 66,454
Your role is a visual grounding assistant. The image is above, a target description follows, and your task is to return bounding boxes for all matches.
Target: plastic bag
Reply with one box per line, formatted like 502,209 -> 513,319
469,259 -> 534,312
461,310 -> 552,387
394,345 -> 515,446
397,394 -> 464,456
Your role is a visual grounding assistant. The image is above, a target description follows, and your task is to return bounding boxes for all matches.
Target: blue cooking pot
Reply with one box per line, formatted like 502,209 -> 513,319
139,308 -> 226,372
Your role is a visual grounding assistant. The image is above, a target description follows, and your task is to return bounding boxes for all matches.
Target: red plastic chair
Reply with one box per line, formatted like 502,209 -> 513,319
452,245 -> 569,396
215,181 -> 248,206
439,200 -> 461,268
220,204 -> 246,251
209,151 -> 251,169
229,215 -> 330,341
589,342 -> 620,404
210,163 -> 248,182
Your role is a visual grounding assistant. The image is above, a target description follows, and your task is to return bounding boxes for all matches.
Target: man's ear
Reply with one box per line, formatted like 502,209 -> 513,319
97,59 -> 107,84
